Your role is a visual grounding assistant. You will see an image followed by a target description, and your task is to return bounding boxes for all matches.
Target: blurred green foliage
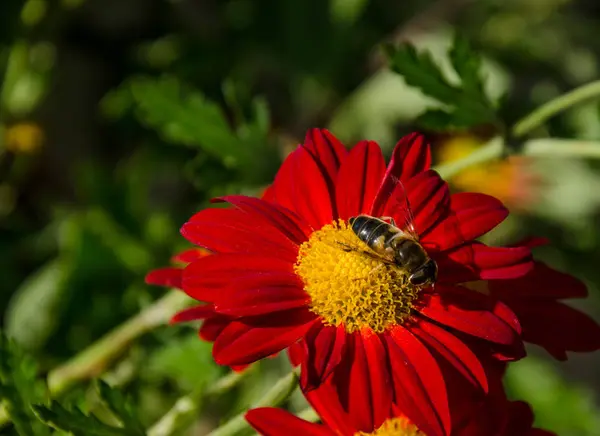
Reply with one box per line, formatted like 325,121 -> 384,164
0,0 -> 600,434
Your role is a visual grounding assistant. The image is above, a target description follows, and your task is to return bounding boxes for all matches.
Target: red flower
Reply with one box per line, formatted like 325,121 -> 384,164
245,370 -> 553,436
145,248 -> 248,372
180,129 -> 533,436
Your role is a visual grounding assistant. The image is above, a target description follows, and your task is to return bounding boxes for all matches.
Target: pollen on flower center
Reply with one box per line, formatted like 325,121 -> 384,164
355,416 -> 425,436
294,220 -> 420,334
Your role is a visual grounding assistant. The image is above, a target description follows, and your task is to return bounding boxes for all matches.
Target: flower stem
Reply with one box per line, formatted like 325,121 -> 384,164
147,369 -> 251,436
512,80 -> 600,138
435,137 -> 600,179
0,290 -> 193,428
205,370 -> 300,436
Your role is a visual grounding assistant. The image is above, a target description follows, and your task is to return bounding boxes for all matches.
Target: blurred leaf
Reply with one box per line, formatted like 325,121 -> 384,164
32,401 -> 143,436
146,334 -> 223,391
0,333 -> 51,435
330,0 -> 369,25
384,34 -> 498,131
4,258 -> 72,351
505,356 -> 600,436
96,381 -> 145,435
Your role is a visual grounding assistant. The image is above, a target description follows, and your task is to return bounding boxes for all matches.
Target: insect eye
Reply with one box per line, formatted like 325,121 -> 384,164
409,273 -> 427,286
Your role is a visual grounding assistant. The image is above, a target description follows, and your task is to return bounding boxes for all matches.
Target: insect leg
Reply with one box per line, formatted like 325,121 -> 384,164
380,216 -> 397,227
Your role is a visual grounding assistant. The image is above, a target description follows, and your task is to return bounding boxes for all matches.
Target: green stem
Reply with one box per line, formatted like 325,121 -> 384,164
206,370 -> 300,436
512,80 -> 600,138
0,290 -> 193,427
435,137 -> 600,179
147,369 -> 251,436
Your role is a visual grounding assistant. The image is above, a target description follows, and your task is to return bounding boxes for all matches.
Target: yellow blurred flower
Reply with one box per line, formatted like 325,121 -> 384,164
4,122 -> 44,154
435,134 -> 540,211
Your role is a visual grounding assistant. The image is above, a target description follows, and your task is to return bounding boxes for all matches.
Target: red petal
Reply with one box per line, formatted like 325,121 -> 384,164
145,267 -> 182,289
411,321 -> 488,393
305,380 -> 358,436
199,316 -> 230,342
436,243 -> 533,283
270,137 -> 335,229
181,207 -> 298,262
490,262 -> 587,300
371,133 -> 431,216
405,170 -> 450,236
335,140 -> 386,219
215,274 -> 309,317
212,309 -> 317,365
361,331 -> 393,429
418,287 -> 521,346
423,193 -> 508,251
182,254 -> 293,303
514,301 -> 600,359
303,129 -> 348,211
214,195 -> 311,245
386,327 -> 451,436
246,408 -> 333,436
171,248 -> 210,265
300,324 -> 347,391
170,304 -> 215,324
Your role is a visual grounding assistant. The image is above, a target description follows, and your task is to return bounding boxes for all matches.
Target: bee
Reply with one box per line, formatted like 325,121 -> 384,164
345,175 -> 438,287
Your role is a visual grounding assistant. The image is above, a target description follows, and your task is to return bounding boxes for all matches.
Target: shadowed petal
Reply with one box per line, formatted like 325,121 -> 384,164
170,304 -> 215,324
405,170 -> 450,236
335,140 -> 386,219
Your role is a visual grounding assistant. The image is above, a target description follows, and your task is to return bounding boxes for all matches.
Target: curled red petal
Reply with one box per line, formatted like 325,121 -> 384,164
181,207 -> 298,262
371,133 -> 431,216
199,315 -> 229,342
182,254 -> 293,303
410,320 -> 488,393
385,327 -> 451,436
145,267 -> 182,289
418,287 -> 521,347
212,309 -> 317,365
246,408 -> 333,436
335,140 -> 386,219
300,324 -> 347,391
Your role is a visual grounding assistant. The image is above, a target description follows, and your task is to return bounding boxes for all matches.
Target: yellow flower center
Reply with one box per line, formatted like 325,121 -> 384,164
355,416 -> 425,436
295,220 -> 420,334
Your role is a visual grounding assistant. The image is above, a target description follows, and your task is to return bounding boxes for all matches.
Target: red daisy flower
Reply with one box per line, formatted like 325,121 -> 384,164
245,369 -> 553,436
180,129 -> 533,435
145,248 -> 248,372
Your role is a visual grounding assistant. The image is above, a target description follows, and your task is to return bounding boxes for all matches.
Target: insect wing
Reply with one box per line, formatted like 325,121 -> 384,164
377,175 -> 419,239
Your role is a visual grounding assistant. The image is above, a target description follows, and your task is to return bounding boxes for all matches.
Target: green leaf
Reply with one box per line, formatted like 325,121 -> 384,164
505,356 -> 600,436
96,381 -> 144,435
384,34 -> 498,131
4,258 -> 73,351
32,401 -> 141,436
0,333 -> 51,435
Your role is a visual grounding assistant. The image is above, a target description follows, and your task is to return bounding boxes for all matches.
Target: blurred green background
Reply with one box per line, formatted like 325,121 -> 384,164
1,0 -> 600,435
